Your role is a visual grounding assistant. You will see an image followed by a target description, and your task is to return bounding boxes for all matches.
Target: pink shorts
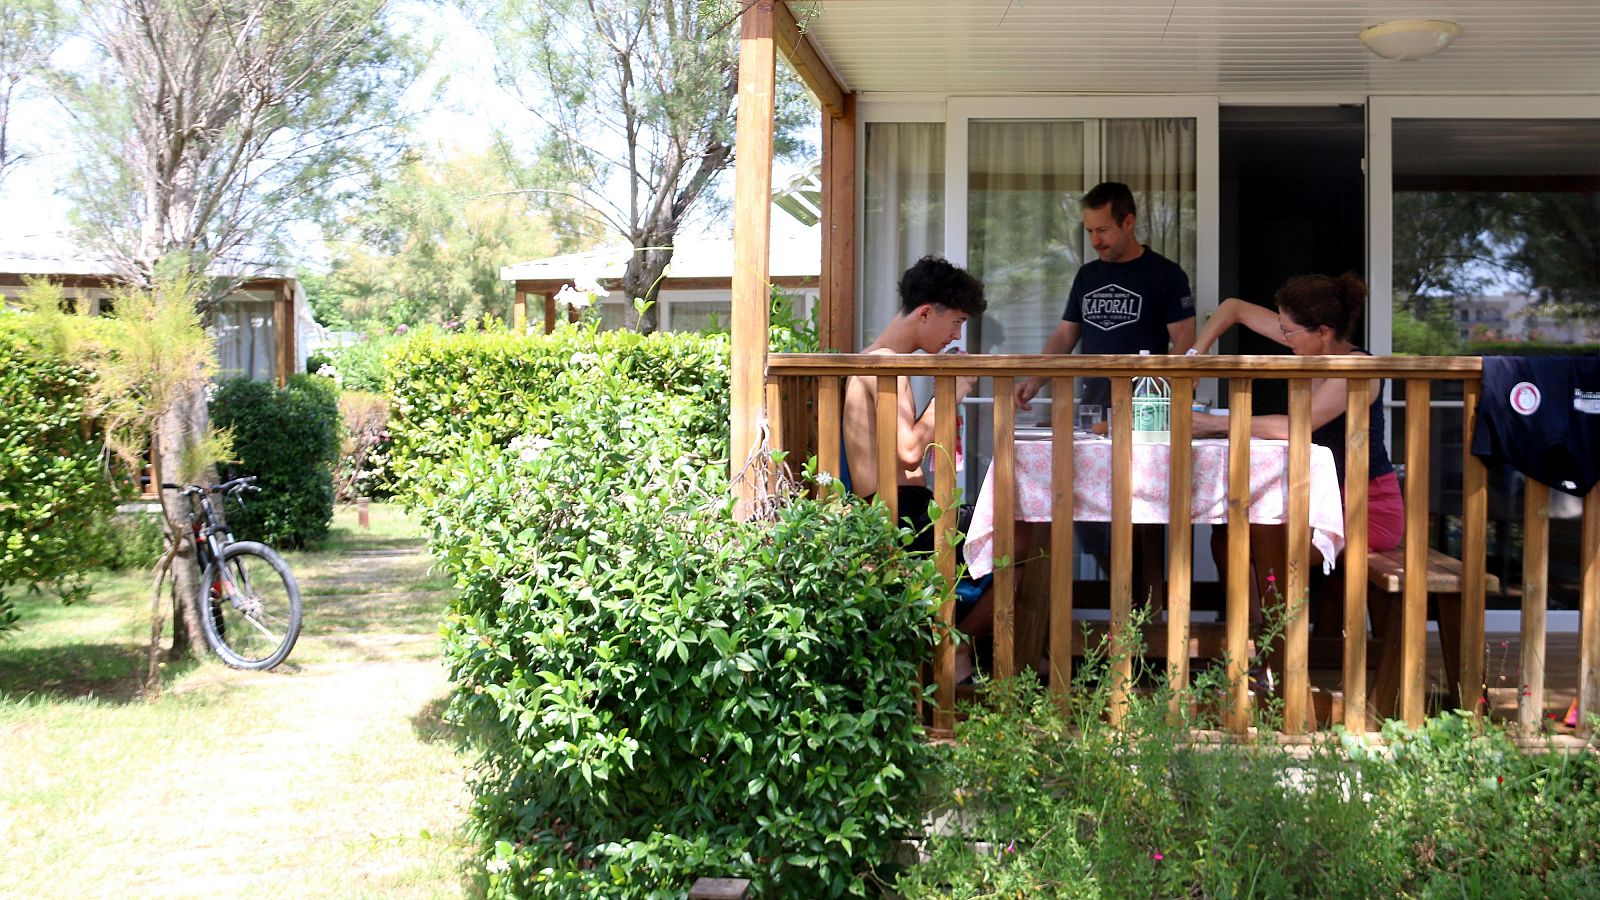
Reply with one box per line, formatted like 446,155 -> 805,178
1366,471 -> 1405,552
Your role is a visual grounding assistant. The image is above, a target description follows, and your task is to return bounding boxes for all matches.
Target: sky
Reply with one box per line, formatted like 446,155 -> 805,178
0,2 -> 820,268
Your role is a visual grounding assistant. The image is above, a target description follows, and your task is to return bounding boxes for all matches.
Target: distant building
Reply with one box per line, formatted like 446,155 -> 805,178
0,250 -> 318,385
1454,292 -> 1600,344
501,230 -> 820,334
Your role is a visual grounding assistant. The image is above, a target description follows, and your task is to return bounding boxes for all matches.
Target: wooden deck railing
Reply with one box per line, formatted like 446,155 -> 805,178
766,353 -> 1600,740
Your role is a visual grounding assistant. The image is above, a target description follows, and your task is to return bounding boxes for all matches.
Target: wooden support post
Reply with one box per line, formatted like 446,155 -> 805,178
1342,378 -> 1371,732
1284,378 -> 1313,733
729,1 -> 777,517
1225,379 -> 1253,732
992,376 -> 1016,680
819,93 -> 856,353
1049,376 -> 1075,709
543,294 -> 557,334
1109,377 -> 1134,723
1520,478 -> 1550,735
1401,380 -> 1432,727
932,376 -> 958,731
1580,482 -> 1600,736
274,282 -> 293,387
512,290 -> 527,332
1166,377 -> 1194,707
1459,378 -> 1489,716
357,496 -> 370,530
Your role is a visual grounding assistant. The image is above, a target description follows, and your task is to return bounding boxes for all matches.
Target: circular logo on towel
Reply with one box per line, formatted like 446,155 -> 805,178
1509,381 -> 1541,416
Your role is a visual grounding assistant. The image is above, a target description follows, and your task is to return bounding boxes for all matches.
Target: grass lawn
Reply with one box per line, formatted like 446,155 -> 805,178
0,503 -> 476,898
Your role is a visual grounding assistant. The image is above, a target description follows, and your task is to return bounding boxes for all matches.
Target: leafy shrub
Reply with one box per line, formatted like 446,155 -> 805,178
0,314 -> 118,628
90,511 -> 168,572
898,644 -> 1600,897
210,374 -> 340,547
313,332 -> 410,393
386,325 -> 731,503
404,325 -> 941,896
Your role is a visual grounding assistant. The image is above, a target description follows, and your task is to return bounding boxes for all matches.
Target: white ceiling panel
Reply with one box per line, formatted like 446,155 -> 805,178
794,1 -> 1600,96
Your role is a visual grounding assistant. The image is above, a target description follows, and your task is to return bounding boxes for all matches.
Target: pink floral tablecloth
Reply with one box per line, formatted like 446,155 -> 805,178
964,437 -> 1345,577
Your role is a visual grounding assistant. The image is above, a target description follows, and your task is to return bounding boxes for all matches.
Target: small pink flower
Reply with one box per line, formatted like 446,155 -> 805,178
1005,841 -> 1016,855
1266,573 -> 1276,584
1153,852 -> 1164,862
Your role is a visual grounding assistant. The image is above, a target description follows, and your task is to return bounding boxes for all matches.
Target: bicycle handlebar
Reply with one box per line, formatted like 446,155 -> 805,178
157,476 -> 260,496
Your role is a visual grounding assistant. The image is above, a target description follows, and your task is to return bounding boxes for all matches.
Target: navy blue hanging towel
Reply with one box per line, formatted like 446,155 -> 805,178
1471,355 -> 1600,497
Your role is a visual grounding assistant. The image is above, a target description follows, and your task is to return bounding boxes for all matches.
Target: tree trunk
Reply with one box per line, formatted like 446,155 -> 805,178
623,234 -> 675,334
155,384 -> 213,660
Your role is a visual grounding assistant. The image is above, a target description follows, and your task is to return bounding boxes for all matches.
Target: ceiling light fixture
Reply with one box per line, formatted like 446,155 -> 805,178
1360,19 -> 1461,61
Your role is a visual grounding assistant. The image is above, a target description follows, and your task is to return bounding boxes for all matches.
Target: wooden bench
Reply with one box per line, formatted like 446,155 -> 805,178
1367,546 -> 1500,719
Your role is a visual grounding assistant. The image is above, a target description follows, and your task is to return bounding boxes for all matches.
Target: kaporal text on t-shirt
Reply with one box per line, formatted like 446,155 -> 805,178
1083,286 -> 1142,325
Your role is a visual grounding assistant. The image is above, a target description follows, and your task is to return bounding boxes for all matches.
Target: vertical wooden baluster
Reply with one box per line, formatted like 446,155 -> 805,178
1580,482 -> 1600,737
993,376 -> 1017,680
1226,379 -> 1254,732
875,374 -> 899,525
1520,479 -> 1550,735
1342,378 -> 1371,732
766,379 -> 785,480
1460,377 -> 1488,716
1110,377 -> 1134,724
1167,377 -> 1195,713
932,376 -> 958,732
1284,378 -> 1313,733
1401,380 -> 1433,727
1050,376 -> 1076,710
817,376 -> 841,498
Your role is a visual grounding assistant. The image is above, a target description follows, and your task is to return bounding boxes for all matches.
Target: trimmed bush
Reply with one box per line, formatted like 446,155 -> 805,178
396,326 -> 941,896
210,374 -> 340,548
0,314 -> 118,628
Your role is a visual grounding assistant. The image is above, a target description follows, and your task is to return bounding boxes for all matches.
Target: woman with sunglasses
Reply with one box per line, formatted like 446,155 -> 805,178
1188,272 -> 1404,552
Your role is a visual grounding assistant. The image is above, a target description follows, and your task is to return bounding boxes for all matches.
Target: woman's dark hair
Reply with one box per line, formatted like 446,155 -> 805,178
898,255 -> 987,317
1275,272 -> 1368,341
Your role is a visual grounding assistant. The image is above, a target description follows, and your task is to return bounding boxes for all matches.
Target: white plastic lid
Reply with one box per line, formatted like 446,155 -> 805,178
1139,349 -> 1151,355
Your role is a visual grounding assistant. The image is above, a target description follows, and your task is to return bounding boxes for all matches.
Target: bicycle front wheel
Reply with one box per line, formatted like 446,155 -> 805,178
201,541 -> 302,670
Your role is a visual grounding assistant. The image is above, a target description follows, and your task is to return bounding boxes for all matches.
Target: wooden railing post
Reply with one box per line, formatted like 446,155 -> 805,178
932,377 -> 958,731
1581,482 -> 1600,736
874,375 -> 899,525
1049,377 -> 1075,710
816,377 -> 841,497
1400,380 -> 1433,727
1166,377 -> 1195,711
1225,378 -> 1253,733
1459,377 -> 1489,716
1109,376 -> 1135,724
992,376 -> 1017,680
1520,479 -> 1551,735
1342,378 -> 1372,731
1284,378 -> 1313,733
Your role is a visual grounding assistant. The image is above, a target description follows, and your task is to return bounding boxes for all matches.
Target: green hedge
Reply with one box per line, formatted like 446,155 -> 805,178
210,374 -> 340,548
394,327 -> 941,897
0,314 -> 118,628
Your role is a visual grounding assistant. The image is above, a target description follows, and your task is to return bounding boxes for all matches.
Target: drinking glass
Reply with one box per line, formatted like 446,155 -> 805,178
1077,404 -> 1102,433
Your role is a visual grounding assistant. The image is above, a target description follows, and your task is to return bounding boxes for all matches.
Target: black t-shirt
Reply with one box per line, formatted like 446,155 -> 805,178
1061,246 -> 1195,407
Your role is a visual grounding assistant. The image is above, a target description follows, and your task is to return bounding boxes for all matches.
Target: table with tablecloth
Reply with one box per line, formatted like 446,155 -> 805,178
963,436 -> 1346,577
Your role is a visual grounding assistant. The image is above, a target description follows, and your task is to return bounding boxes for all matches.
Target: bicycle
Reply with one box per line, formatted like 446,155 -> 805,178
162,476 -> 303,670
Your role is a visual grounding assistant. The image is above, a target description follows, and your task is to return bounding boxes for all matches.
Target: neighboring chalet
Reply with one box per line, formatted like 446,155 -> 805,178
725,2 -> 1600,738
501,230 -> 820,334
0,251 -> 316,386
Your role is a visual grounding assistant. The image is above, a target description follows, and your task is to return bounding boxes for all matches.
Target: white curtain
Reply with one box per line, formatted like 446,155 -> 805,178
967,119 -> 1087,356
211,295 -> 276,382
861,122 -> 945,346
1105,118 -> 1198,283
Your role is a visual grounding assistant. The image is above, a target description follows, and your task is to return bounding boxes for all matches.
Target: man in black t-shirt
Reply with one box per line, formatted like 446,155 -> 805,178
1015,181 -> 1196,410
1012,182 -> 1196,612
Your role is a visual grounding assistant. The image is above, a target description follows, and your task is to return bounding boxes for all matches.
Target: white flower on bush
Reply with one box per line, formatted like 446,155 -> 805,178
568,351 -> 599,368
553,284 -> 590,310
508,433 -> 553,463
315,363 -> 343,387
573,273 -> 609,298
